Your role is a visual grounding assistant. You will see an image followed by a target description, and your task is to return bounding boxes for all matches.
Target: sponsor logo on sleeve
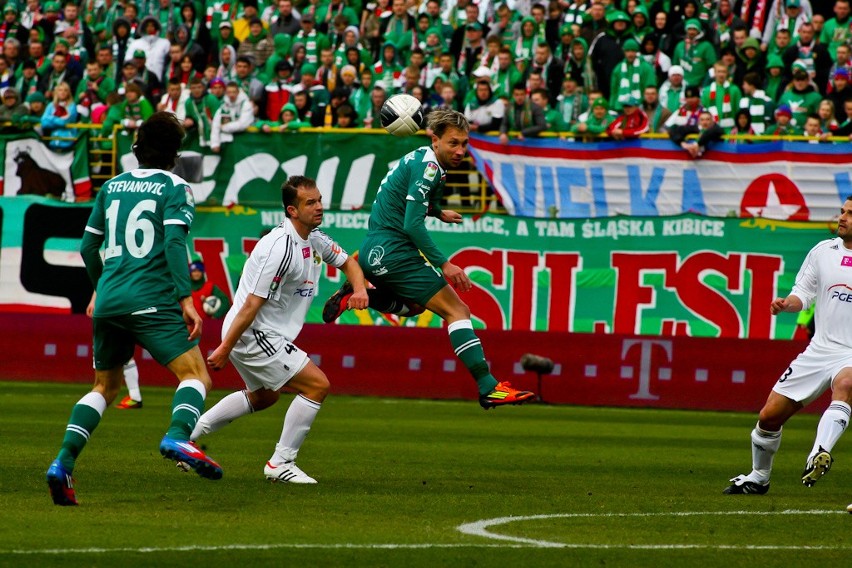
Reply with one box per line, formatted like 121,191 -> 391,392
424,162 -> 438,181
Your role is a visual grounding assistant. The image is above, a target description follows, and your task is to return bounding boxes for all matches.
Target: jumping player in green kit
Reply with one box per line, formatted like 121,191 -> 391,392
323,108 -> 535,409
46,112 -> 222,506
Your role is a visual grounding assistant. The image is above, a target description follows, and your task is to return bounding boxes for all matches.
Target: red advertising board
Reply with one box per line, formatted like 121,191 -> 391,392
0,314 -> 827,414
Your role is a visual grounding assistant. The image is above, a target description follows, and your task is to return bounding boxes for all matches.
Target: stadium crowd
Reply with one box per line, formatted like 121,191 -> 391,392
0,0 -> 850,148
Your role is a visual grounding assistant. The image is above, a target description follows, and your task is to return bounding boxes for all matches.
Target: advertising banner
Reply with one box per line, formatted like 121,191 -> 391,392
0,313 -> 823,413
0,197 -> 830,339
468,135 -> 852,221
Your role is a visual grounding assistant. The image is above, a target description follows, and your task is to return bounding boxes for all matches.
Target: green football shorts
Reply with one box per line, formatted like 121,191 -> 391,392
358,234 -> 447,306
92,303 -> 199,370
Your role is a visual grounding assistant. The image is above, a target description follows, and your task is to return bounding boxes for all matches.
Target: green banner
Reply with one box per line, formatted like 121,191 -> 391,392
117,130 -> 428,209
189,209 -> 829,339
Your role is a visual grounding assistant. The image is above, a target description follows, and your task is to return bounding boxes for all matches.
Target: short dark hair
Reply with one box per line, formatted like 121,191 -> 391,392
133,111 -> 185,170
281,175 -> 316,214
742,72 -> 761,87
531,87 -> 550,101
512,82 -> 527,92
235,55 -> 253,67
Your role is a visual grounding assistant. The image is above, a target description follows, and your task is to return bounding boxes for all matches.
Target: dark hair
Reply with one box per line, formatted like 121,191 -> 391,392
742,71 -> 761,87
512,82 -> 527,92
188,76 -> 203,86
236,55 -> 253,67
133,111 -> 185,170
281,175 -> 316,214
531,87 -> 550,101
168,77 -> 181,87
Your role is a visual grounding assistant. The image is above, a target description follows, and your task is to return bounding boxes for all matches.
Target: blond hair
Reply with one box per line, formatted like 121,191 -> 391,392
426,109 -> 469,138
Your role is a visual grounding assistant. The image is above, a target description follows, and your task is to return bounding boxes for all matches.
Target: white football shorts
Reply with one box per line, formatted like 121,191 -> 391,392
229,328 -> 309,392
772,343 -> 852,405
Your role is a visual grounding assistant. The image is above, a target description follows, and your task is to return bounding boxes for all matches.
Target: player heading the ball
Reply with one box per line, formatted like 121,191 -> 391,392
323,109 -> 535,409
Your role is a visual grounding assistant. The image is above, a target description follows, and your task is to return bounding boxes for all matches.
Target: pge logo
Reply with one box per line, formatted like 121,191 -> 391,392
829,284 -> 852,303
294,288 -> 314,297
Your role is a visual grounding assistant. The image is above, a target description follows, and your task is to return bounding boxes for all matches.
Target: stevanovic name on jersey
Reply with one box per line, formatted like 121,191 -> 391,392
368,145 -> 447,267
224,220 -> 348,346
84,168 -> 195,316
790,237 -> 852,350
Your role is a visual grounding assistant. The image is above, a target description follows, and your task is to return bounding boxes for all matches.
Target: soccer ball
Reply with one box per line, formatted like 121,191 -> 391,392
380,94 -> 424,136
202,295 -> 221,316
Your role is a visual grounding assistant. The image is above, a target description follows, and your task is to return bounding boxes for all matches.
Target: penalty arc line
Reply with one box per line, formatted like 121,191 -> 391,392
455,509 -> 850,550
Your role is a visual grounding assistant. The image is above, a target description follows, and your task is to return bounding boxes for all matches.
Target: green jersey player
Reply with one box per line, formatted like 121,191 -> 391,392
322,109 -> 535,409
47,112 -> 223,506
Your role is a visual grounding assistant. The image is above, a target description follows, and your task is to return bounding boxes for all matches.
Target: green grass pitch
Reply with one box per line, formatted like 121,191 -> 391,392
1,380 -> 850,567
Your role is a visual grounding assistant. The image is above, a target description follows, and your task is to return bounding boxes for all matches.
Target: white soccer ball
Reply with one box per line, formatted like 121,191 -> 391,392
380,94 -> 424,136
202,295 -> 221,316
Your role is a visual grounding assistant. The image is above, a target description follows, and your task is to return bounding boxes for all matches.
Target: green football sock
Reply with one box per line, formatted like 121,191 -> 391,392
448,319 -> 499,395
166,379 -> 206,440
57,392 -> 107,471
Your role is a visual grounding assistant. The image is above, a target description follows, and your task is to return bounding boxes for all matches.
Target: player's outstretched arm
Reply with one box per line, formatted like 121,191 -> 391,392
207,293 -> 267,370
770,294 -> 804,315
438,209 -> 463,224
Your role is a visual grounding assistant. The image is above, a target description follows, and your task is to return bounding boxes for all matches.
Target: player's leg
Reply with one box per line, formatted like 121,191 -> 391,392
191,389 -> 262,440
425,285 -> 535,409
134,307 -> 222,479
47,318 -> 134,505
192,332 -> 297,440
264,360 -> 328,484
156,346 -> 222,479
724,391 -> 801,494
802,366 -> 852,486
116,358 -> 143,409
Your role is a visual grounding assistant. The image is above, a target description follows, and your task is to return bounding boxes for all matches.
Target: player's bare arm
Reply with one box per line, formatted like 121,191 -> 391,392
180,296 -> 204,341
207,293 -> 267,370
442,261 -> 472,292
339,257 -> 369,311
770,294 -> 804,315
439,210 -> 463,224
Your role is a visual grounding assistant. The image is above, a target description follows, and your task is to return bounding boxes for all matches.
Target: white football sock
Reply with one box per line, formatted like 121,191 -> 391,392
750,424 -> 782,484
190,390 -> 253,441
271,395 -> 321,465
808,401 -> 851,460
123,358 -> 141,401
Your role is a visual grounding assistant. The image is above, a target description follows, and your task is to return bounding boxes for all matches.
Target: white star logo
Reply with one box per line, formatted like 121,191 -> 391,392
745,180 -> 802,220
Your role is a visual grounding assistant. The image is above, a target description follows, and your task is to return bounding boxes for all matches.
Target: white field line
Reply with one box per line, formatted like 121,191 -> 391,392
455,509 -> 850,549
2,510 -> 848,555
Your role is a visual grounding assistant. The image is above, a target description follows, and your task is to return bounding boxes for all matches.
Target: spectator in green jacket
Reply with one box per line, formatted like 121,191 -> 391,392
672,18 -> 717,88
820,0 -> 852,60
570,96 -> 615,138
257,102 -> 311,131
778,65 -> 822,128
184,76 -> 221,147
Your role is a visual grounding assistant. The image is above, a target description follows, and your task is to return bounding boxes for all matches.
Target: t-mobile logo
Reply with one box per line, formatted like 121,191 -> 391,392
620,339 -> 673,401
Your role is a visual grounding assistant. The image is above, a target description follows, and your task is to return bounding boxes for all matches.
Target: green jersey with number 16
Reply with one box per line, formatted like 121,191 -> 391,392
368,146 -> 448,267
84,169 -> 195,317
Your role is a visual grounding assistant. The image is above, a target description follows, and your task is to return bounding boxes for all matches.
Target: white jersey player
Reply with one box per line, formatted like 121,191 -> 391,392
725,197 -> 852,495
191,176 -> 368,483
